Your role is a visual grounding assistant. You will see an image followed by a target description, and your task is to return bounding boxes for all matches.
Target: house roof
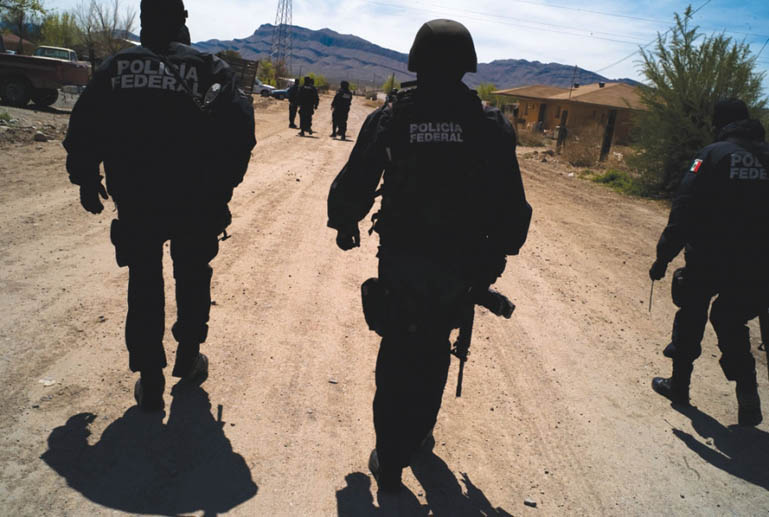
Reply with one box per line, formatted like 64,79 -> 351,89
493,82 -> 644,111
493,84 -> 568,99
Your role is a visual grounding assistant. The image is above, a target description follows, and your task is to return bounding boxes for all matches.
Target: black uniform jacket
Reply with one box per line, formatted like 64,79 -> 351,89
332,89 -> 353,113
297,85 -> 319,109
656,119 -> 769,280
63,42 -> 256,217
327,83 -> 532,261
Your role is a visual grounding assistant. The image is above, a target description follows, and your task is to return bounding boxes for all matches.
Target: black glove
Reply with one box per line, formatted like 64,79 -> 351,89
336,225 -> 360,251
649,260 -> 668,281
79,182 -> 108,214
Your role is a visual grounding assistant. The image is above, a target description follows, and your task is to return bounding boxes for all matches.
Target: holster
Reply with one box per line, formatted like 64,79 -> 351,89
110,219 -> 129,268
671,267 -> 687,307
361,278 -> 387,336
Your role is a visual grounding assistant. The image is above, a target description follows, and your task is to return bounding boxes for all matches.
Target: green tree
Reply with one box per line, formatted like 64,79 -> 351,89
631,5 -> 767,194
40,11 -> 79,48
476,82 -> 500,106
307,72 -> 328,89
381,74 -> 399,94
0,0 -> 47,52
257,59 -> 276,86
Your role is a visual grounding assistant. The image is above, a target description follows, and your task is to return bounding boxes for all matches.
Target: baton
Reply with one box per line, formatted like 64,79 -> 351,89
649,280 -> 655,313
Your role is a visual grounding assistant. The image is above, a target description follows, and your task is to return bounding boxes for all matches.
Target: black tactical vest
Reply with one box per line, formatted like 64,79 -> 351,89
375,87 -> 497,256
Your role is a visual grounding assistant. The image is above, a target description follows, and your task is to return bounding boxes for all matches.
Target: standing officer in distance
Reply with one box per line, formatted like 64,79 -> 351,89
650,99 -> 769,426
327,19 -> 532,493
297,75 -> 319,137
330,80 -> 353,140
287,77 -> 300,128
63,0 -> 256,412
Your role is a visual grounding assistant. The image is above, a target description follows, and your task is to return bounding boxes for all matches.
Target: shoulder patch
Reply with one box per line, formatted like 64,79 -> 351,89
690,159 -> 703,173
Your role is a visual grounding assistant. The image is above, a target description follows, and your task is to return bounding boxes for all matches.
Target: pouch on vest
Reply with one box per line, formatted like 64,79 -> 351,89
671,267 -> 687,308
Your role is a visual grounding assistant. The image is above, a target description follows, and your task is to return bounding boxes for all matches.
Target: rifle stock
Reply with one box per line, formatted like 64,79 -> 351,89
452,288 -> 515,397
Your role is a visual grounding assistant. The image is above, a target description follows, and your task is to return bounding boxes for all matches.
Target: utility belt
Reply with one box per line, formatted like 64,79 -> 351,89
109,208 -> 231,268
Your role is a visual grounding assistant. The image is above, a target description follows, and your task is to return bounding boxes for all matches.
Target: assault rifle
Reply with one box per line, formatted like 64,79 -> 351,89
452,288 -> 515,397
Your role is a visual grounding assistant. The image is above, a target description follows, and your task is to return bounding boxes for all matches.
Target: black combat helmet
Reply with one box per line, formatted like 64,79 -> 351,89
341,80 -> 349,89
140,0 -> 188,47
304,76 -> 314,86
408,19 -> 477,74
713,98 -> 749,130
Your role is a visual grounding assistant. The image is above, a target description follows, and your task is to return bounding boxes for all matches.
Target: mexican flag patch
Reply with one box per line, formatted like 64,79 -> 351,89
690,159 -> 703,173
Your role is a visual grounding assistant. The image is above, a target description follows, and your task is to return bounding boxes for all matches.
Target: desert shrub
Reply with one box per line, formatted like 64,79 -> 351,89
591,169 -> 652,196
0,111 -> 10,122
561,124 -> 603,167
517,129 -> 547,147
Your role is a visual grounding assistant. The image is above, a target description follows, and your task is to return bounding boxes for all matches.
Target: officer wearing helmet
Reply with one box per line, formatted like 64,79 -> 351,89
327,19 -> 532,493
297,75 -> 319,136
331,80 -> 353,140
63,0 -> 256,412
650,99 -> 769,426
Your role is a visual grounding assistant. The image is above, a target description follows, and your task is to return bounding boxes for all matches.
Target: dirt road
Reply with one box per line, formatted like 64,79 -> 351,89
1,95 -> 767,516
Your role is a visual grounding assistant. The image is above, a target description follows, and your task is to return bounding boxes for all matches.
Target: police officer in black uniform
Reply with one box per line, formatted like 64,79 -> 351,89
297,75 -> 319,137
63,0 -> 256,412
650,99 -> 769,426
287,77 -> 300,128
327,19 -> 532,493
331,80 -> 353,140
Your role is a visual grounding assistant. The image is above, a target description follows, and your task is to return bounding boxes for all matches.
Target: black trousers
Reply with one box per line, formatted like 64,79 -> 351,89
373,322 -> 452,474
117,222 -> 219,372
299,106 -> 314,132
667,264 -> 767,382
332,110 -> 349,137
372,250 -> 466,476
289,103 -> 297,126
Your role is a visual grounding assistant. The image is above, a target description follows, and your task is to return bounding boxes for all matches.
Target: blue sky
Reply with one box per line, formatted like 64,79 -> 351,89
49,0 -> 769,90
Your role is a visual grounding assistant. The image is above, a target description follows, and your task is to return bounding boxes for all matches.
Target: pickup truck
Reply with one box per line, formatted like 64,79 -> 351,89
0,45 -> 90,107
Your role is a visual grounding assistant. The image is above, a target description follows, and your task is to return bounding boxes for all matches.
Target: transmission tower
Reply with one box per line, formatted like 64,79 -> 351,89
271,0 -> 293,75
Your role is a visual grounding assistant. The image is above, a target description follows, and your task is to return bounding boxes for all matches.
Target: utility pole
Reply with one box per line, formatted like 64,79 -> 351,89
271,0 -> 293,76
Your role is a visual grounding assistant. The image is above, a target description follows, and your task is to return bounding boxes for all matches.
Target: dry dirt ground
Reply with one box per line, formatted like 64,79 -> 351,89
1,93 -> 768,516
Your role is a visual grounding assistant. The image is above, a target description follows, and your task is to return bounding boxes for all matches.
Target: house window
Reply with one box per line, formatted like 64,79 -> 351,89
554,106 -> 561,119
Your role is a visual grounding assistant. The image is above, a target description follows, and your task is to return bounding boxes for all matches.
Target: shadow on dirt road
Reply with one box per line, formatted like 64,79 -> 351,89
336,450 -> 512,516
41,385 -> 257,516
672,404 -> 769,492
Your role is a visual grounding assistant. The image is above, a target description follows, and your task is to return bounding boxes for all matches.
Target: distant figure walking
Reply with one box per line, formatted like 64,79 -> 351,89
62,0 -> 256,411
331,80 -> 353,140
287,77 -> 300,128
297,75 -> 319,137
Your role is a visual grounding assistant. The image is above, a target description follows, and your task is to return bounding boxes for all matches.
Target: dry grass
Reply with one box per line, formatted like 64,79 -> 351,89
517,129 -> 548,147
561,124 -> 603,167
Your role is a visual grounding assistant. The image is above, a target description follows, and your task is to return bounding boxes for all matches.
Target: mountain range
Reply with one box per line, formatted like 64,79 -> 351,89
194,24 -> 640,89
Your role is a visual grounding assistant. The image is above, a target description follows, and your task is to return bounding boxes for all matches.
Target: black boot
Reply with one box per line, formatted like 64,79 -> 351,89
172,343 -> 209,385
134,369 -> 165,412
368,449 -> 403,494
652,361 -> 692,405
736,373 -> 762,426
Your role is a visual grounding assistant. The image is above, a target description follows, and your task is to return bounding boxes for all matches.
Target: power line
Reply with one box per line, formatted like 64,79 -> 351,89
594,0 -> 712,74
756,37 -> 769,59
366,1 -> 651,47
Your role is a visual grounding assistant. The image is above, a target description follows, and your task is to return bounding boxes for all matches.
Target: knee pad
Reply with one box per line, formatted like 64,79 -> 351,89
172,321 -> 209,344
671,268 -> 688,308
